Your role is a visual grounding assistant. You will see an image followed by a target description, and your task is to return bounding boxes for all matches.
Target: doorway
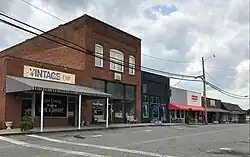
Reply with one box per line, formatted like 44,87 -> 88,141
68,96 -> 77,126
21,98 -> 32,117
151,104 -> 160,120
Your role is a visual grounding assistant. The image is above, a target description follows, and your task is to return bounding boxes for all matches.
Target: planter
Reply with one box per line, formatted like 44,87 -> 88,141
5,121 -> 13,129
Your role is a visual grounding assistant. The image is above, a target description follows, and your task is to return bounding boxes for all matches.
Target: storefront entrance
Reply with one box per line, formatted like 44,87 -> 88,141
21,98 -> 32,117
68,96 -> 77,126
151,104 -> 160,121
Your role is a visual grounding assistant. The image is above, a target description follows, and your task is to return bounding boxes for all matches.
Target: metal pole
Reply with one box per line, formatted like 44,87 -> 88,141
106,97 -> 109,128
40,90 -> 44,132
202,57 -> 208,124
78,95 -> 81,129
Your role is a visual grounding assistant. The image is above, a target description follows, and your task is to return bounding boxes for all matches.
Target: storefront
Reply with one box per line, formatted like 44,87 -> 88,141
202,97 -> 229,123
141,71 -> 170,123
169,87 -> 204,123
92,79 -> 136,124
221,102 -> 246,123
2,64 -> 111,130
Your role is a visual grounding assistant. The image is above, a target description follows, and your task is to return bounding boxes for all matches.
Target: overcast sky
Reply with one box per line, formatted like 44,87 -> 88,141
0,0 -> 249,109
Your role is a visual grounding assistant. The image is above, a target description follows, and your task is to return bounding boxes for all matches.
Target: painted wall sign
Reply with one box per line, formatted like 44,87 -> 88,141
191,95 -> 198,101
186,91 -> 201,106
210,99 -> 216,107
35,94 -> 67,117
23,65 -> 75,84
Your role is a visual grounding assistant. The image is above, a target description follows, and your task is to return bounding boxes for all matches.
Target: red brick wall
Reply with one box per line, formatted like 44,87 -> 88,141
85,17 -> 142,121
1,14 -> 142,126
4,57 -> 92,128
0,57 -> 7,128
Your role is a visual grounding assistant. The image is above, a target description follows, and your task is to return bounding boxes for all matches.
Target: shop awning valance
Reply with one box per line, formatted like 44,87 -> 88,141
6,75 -> 111,98
207,108 -> 230,113
169,103 -> 205,111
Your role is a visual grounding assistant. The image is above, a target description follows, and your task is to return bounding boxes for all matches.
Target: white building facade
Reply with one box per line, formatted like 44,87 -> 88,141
169,87 -> 204,123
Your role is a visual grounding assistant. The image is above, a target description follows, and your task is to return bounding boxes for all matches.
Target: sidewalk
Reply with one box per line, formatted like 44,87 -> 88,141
0,123 -> 179,136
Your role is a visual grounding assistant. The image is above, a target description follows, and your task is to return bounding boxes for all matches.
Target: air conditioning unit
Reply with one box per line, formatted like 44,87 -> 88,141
114,73 -> 121,81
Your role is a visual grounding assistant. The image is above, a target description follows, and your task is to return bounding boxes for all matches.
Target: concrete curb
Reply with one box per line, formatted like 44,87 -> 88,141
0,123 -> 180,136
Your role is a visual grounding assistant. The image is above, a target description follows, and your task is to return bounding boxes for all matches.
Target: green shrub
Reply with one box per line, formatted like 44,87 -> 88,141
20,115 -> 35,132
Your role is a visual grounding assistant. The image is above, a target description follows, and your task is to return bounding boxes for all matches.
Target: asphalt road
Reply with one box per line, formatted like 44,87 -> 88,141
0,124 -> 249,157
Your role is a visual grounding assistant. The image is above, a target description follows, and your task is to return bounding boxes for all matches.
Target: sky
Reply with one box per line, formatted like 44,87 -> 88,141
0,0 -> 249,109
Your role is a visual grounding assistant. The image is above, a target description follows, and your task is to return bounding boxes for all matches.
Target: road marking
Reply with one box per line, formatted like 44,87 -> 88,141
118,127 -> 242,147
0,136 -> 109,157
91,135 -> 103,138
28,134 -> 176,157
131,129 -> 152,133
145,129 -> 152,132
0,145 -> 14,149
219,148 -> 232,151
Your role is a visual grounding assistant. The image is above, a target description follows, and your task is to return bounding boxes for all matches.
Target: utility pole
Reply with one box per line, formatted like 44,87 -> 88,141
202,57 -> 208,124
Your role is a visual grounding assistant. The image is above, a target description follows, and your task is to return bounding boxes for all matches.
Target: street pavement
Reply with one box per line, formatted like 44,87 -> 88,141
0,124 -> 249,157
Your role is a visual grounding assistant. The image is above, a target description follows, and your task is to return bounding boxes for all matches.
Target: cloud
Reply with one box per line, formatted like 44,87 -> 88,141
0,0 -> 249,109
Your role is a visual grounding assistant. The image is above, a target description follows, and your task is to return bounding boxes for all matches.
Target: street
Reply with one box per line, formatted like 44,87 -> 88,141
0,124 -> 249,157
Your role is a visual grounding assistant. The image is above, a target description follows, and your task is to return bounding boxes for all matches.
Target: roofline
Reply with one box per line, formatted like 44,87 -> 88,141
0,13 -> 141,56
83,14 -> 141,41
170,86 -> 201,94
201,96 -> 221,102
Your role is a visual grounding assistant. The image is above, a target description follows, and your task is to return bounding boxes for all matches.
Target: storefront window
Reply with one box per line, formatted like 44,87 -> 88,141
150,96 -> 160,104
125,85 -> 136,116
92,79 -> 106,116
181,110 -> 185,118
176,110 -> 180,118
92,79 -> 106,92
107,82 -> 124,118
92,99 -> 105,116
35,94 -> 67,117
142,95 -> 149,118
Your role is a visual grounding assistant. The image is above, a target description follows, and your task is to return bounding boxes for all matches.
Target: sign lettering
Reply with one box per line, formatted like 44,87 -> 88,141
23,65 -> 75,84
35,94 -> 67,117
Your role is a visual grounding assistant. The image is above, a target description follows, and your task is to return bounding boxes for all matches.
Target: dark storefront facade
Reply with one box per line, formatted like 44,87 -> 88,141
221,102 -> 246,123
202,97 -> 229,123
141,71 -> 170,123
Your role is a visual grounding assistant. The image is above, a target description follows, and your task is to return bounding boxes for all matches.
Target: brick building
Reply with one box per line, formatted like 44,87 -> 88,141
0,14 -> 141,129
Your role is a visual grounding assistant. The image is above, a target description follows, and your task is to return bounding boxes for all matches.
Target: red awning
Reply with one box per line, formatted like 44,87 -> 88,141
169,103 -> 205,111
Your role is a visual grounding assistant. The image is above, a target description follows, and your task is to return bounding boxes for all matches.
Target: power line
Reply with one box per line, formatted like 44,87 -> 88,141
0,12 -> 200,79
206,66 -> 250,72
18,0 -> 202,65
142,54 -> 200,64
205,80 -> 249,99
171,77 -> 183,87
0,10 -> 29,39
207,84 -> 249,100
0,14 -> 202,82
22,0 -> 249,72
20,0 -> 65,23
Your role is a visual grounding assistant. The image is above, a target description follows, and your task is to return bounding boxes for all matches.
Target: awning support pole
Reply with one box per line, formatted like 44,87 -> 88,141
40,90 -> 44,132
78,95 -> 81,129
106,97 -> 109,128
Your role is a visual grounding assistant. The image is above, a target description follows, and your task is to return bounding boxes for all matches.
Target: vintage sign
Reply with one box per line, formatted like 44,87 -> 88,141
23,65 -> 75,84
35,94 -> 67,117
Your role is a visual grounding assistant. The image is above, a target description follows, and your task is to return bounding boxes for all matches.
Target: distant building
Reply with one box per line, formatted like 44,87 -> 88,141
168,87 -> 204,123
221,102 -> 246,123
